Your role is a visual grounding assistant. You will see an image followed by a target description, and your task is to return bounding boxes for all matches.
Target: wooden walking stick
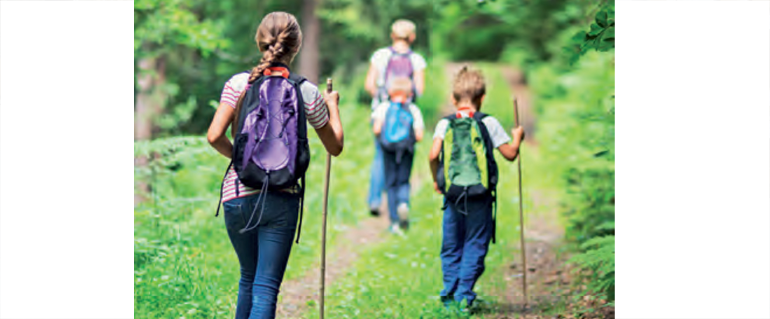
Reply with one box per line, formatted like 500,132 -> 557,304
514,97 -> 528,307
319,78 -> 333,319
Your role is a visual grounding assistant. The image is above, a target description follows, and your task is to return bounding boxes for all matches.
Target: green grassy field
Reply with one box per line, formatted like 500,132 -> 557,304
134,78 -> 381,318
134,61 -> 568,318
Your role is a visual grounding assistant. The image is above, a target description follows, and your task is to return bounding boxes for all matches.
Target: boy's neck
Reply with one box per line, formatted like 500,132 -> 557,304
455,103 -> 479,118
390,92 -> 409,103
391,40 -> 411,53
456,103 -> 478,112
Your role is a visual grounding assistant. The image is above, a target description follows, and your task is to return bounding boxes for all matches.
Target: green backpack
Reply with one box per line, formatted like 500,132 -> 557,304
436,112 -> 500,243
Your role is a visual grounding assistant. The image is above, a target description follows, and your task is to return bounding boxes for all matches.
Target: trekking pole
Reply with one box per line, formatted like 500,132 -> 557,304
514,97 -> 528,307
319,78 -> 333,319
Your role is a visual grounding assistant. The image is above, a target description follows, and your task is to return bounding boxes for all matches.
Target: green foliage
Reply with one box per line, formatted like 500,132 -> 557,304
316,0 -> 434,77
430,0 -> 584,62
134,1 -> 616,316
569,235 -> 615,302
517,3 -> 615,303
566,2 -> 615,65
135,77 -> 384,318
134,0 -> 230,58
136,0 -> 613,138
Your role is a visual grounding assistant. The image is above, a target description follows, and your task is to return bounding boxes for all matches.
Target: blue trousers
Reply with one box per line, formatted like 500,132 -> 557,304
439,198 -> 493,306
382,148 -> 414,224
223,192 -> 300,319
368,134 -> 385,209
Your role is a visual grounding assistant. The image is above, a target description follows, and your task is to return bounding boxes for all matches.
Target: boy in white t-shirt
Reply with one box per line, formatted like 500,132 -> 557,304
364,19 -> 427,217
373,77 -> 425,234
428,67 -> 525,310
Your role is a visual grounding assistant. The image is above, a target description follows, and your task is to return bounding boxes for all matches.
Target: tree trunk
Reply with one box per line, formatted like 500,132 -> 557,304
134,56 -> 166,205
135,57 -> 155,142
299,0 -> 320,83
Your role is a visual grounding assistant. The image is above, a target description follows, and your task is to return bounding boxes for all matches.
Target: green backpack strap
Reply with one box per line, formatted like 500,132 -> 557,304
436,114 -> 457,197
472,112 -> 499,244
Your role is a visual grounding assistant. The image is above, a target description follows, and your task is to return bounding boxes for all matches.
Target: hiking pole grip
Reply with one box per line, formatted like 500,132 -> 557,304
320,78 -> 333,319
514,96 -> 528,307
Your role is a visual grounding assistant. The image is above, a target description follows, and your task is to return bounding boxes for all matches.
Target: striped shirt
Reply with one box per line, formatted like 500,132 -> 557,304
220,72 -> 330,202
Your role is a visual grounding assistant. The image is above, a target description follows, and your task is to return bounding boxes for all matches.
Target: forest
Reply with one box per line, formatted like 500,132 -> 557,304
134,0 -> 615,317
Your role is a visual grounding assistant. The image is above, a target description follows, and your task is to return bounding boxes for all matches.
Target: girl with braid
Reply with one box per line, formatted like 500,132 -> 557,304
207,12 -> 344,319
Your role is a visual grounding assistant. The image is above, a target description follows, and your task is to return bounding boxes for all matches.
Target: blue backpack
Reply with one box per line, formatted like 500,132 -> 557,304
379,101 -> 416,162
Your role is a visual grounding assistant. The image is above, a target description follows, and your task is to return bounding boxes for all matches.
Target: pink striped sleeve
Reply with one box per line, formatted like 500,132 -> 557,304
220,73 -> 249,109
300,82 -> 329,129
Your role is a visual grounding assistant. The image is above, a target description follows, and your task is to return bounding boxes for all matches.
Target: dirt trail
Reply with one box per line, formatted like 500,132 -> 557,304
500,66 -> 537,143
482,65 -> 613,319
276,62 -> 612,319
443,63 -> 567,318
497,66 -> 567,317
442,62 -> 567,317
489,188 -> 571,318
274,62 -> 467,318
276,208 -> 391,318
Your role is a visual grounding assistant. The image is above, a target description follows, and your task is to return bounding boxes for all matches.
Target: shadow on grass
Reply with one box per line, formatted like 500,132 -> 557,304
470,295 -> 569,318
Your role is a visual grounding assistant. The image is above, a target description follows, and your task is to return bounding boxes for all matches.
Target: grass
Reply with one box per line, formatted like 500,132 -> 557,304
134,60 -> 572,318
302,64 -> 564,318
134,77 -> 379,318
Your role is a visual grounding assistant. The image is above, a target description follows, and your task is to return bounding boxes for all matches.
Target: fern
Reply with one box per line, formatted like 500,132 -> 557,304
570,235 -> 615,302
134,136 -> 225,201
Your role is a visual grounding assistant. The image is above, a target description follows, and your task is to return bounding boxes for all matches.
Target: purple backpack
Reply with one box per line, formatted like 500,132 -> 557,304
216,68 -> 310,242
378,47 -> 415,102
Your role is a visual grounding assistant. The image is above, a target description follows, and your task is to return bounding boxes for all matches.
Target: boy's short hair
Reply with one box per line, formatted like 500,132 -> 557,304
389,77 -> 413,95
453,66 -> 486,106
391,19 -> 416,40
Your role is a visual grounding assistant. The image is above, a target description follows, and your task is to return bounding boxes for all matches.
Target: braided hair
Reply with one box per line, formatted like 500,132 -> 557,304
232,12 -> 303,137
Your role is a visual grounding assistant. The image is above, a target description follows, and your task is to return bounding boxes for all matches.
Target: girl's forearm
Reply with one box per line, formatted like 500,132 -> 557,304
211,136 -> 233,159
328,107 -> 344,151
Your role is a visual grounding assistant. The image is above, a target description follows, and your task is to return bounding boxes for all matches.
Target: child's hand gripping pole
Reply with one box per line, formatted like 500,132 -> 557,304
514,97 -> 528,307
319,78 -> 333,319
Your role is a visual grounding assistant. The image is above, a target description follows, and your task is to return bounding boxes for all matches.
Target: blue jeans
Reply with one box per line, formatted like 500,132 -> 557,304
368,134 -> 385,209
223,192 -> 300,319
382,149 -> 414,224
439,198 -> 493,306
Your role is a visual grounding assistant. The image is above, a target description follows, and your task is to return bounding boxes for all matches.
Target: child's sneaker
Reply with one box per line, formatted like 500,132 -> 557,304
389,223 -> 405,236
466,298 -> 487,315
369,206 -> 380,217
440,295 -> 455,307
397,203 -> 409,230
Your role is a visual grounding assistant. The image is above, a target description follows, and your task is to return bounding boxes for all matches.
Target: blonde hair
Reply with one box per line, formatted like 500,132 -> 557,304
233,12 -> 303,136
391,19 -> 416,41
389,77 -> 413,95
452,66 -> 486,107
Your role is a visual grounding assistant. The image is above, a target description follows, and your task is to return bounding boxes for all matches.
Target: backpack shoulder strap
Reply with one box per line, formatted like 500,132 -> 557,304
471,112 -> 497,176
473,111 -> 489,120
389,46 -> 413,57
236,75 -> 267,134
472,112 -> 493,141
286,73 -> 308,137
287,72 -> 306,85
472,111 -> 498,243
286,72 -> 308,244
